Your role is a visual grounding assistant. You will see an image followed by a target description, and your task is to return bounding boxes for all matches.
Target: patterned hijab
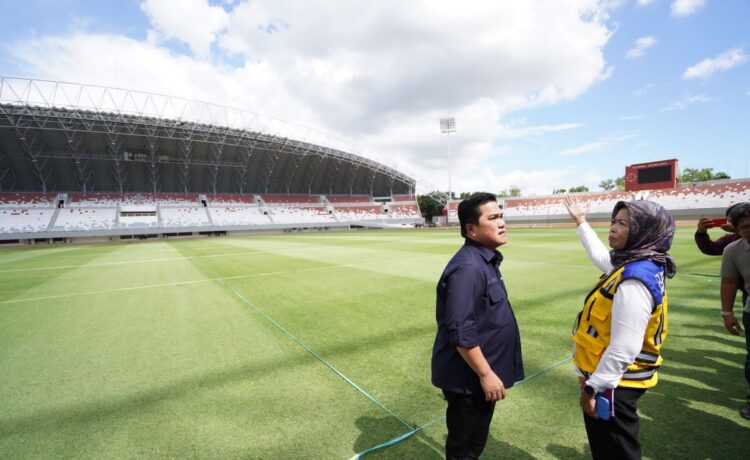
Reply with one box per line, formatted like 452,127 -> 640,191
610,200 -> 677,278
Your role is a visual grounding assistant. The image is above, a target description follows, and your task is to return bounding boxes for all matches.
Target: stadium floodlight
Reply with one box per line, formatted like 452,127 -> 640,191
439,117 -> 456,199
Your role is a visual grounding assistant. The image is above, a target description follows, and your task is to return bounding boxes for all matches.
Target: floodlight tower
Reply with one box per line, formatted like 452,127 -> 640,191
439,117 -> 456,199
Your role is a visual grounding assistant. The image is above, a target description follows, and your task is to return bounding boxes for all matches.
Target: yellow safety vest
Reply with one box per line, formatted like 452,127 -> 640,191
572,260 -> 668,389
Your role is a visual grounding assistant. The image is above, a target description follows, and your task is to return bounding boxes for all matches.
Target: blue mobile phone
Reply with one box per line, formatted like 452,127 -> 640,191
595,395 -> 610,420
595,389 -> 614,420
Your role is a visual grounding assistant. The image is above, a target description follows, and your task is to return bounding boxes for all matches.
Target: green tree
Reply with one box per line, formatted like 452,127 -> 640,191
599,179 -> 616,191
497,186 -> 521,198
600,176 -> 626,190
417,193 -> 447,221
568,185 -> 590,193
679,167 -> 731,183
552,188 -> 567,194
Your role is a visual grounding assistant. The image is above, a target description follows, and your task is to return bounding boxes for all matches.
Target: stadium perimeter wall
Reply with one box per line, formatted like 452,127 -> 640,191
504,207 -> 728,226
0,219 -> 423,246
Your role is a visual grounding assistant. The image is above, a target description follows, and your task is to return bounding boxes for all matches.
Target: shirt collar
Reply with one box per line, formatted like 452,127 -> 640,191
464,238 -> 503,265
742,238 -> 750,251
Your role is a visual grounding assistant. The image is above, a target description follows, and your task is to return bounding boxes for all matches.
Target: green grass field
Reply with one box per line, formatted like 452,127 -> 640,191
0,226 -> 748,459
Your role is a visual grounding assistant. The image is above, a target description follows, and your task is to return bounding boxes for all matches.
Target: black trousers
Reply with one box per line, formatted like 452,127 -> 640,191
583,387 -> 646,460
443,390 -> 496,460
744,311 -> 750,400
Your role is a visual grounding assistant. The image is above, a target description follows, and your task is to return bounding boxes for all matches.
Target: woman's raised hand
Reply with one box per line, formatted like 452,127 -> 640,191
564,195 -> 587,226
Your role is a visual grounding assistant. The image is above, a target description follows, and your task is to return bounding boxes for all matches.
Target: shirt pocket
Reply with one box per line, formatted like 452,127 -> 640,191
486,280 -> 509,327
487,282 -> 505,307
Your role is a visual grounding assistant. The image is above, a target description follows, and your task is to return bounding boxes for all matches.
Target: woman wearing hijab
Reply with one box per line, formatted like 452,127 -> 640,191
564,196 -> 676,460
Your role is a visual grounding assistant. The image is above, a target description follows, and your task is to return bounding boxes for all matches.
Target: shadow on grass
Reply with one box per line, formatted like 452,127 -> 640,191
670,333 -> 746,349
639,379 -> 749,459
637,344 -> 750,458
352,415 -> 539,459
352,416 -> 443,459
480,435 -> 538,459
545,442 -> 590,460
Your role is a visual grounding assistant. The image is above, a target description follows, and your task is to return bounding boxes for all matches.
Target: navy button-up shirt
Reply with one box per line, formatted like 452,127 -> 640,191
431,239 -> 524,394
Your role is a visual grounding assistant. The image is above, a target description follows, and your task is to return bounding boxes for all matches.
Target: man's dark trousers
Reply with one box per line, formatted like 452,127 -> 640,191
443,390 -> 496,460
744,311 -> 750,401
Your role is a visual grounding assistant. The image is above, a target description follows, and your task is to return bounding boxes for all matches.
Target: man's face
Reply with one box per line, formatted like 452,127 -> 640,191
737,216 -> 750,242
466,201 -> 507,249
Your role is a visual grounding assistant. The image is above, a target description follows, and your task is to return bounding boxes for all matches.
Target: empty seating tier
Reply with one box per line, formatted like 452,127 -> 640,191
261,194 -> 321,204
0,208 -> 55,233
0,192 -> 424,235
327,195 -> 373,203
0,192 -> 55,208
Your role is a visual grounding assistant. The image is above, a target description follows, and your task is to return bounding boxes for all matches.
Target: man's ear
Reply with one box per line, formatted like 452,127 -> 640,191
465,223 -> 475,237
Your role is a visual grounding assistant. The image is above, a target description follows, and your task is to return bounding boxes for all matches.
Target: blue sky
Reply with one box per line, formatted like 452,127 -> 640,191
0,0 -> 747,195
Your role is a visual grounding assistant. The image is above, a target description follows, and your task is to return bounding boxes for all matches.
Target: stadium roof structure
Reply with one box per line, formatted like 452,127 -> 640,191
0,76 -> 415,196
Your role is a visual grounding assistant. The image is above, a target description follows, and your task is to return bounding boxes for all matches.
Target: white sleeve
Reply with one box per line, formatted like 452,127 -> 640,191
586,280 -> 654,392
576,222 -> 613,273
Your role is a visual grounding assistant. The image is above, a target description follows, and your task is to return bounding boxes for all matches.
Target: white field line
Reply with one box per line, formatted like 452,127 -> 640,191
0,255 -> 429,305
0,236 -> 457,273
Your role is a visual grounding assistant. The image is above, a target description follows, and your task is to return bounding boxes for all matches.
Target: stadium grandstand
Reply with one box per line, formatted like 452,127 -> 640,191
442,177 -> 750,225
0,77 -> 423,244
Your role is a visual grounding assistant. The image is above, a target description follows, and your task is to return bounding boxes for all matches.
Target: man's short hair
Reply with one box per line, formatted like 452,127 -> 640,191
729,202 -> 750,227
725,202 -> 742,218
458,192 -> 497,238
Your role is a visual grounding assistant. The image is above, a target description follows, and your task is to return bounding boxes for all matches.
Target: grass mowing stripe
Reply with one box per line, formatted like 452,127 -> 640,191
0,272 -> 283,304
350,356 -> 574,459
0,248 -> 316,273
0,233 -> 458,265
0,254 -> 436,304
0,240 -> 454,273
187,256 -> 414,432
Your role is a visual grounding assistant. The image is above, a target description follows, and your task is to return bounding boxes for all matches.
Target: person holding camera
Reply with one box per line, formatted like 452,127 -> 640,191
695,213 -> 740,256
695,203 -> 747,306
719,202 -> 750,420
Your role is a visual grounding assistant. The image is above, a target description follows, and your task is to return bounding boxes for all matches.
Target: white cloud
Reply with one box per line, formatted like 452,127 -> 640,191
671,0 -> 706,17
626,36 -> 657,59
7,0 -> 616,194
637,0 -> 656,7
560,131 -> 636,156
217,1 -> 612,133
141,0 -> 228,57
660,94 -> 714,111
633,82 -> 655,97
620,114 -> 646,120
682,48 -> 748,79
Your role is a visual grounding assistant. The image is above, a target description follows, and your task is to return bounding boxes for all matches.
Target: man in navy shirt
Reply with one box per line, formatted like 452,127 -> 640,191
432,192 -> 524,459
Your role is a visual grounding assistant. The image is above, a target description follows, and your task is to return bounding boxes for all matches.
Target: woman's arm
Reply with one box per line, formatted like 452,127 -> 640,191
564,196 -> 613,273
577,223 -> 614,273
